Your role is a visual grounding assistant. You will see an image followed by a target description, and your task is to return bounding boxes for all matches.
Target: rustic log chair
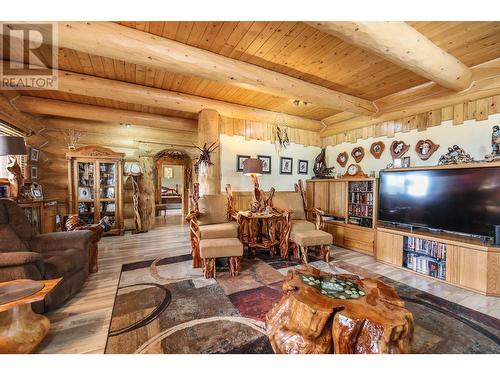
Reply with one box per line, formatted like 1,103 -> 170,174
271,180 -> 332,263
185,183 -> 243,278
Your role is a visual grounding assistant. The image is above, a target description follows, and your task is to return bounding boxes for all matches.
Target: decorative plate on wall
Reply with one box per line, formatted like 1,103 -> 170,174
370,141 -> 385,159
336,152 -> 348,167
390,140 -> 410,159
415,139 -> 440,160
351,147 -> 365,163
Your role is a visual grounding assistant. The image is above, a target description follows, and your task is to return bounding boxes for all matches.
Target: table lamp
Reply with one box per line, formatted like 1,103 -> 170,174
0,136 -> 28,199
242,158 -> 263,189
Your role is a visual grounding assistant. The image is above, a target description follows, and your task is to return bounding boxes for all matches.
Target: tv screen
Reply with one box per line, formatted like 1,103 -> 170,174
378,167 -> 500,238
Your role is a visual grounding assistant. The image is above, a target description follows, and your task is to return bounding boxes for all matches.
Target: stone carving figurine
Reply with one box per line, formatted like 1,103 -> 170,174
313,148 -> 335,179
438,144 -> 474,165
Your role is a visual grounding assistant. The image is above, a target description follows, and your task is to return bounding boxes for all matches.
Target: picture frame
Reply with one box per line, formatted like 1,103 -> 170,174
31,184 -> 43,200
415,139 -> 440,160
280,157 -> 293,175
370,141 -> 385,159
298,159 -> 308,175
78,186 -> 93,199
30,165 -> 38,180
236,155 -> 250,172
163,166 -> 173,179
402,156 -> 411,168
257,155 -> 272,174
30,147 -> 39,162
390,140 -> 410,159
336,152 -> 348,167
351,146 -> 365,163
393,158 -> 403,168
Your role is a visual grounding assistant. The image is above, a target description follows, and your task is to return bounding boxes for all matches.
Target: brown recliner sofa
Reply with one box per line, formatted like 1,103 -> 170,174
0,198 -> 92,311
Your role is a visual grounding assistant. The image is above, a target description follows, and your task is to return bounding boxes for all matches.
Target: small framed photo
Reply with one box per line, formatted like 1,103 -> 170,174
393,158 -> 402,168
78,187 -> 93,199
402,156 -> 411,168
257,155 -> 271,174
30,148 -> 40,162
31,185 -> 43,200
298,159 -> 308,174
163,166 -> 173,179
236,155 -> 250,172
30,165 -> 38,180
280,157 -> 293,175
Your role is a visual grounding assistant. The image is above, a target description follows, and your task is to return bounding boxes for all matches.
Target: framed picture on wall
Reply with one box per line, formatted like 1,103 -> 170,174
280,157 -> 293,175
30,165 -> 38,180
30,148 -> 40,162
236,155 -> 250,172
257,155 -> 271,174
298,159 -> 308,174
402,156 -> 411,168
163,166 -> 173,179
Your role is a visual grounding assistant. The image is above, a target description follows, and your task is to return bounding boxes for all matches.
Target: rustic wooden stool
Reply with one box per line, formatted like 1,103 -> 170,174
290,229 -> 333,264
199,238 -> 243,278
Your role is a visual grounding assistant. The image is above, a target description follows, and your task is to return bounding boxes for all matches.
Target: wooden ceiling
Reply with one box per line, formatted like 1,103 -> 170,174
2,21 -> 500,131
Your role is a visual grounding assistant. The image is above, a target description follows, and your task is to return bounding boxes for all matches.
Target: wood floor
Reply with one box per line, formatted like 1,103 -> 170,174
36,213 -> 500,353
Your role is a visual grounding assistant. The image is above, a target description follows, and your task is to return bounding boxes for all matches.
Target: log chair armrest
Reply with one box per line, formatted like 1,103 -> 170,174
307,207 -> 325,230
30,230 -> 93,253
185,210 -> 199,223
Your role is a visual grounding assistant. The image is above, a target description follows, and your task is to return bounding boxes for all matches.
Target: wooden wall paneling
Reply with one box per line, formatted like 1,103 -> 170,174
441,106 -> 454,121
453,103 -> 465,125
488,95 -> 499,115
465,101 -> 477,121
428,109 -> 442,127
475,98 -> 490,121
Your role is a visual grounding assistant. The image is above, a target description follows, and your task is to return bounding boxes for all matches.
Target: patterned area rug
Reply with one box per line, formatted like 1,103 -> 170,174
104,251 -> 500,354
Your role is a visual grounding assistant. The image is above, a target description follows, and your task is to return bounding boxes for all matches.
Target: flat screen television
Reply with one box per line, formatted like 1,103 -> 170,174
378,166 -> 500,238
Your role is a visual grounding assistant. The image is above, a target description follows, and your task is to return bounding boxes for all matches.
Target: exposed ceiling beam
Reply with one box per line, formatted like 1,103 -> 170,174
2,63 -> 322,131
6,22 -> 377,116
11,96 -> 198,132
308,21 -> 473,92
320,59 -> 500,137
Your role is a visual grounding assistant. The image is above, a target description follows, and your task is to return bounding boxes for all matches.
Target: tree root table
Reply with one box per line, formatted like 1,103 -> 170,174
266,266 -> 414,354
0,278 -> 61,354
238,210 -> 283,257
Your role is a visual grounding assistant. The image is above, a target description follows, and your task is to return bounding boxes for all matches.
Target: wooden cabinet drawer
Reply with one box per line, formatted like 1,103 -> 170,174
344,238 -> 373,254
326,223 -> 344,246
344,226 -> 374,243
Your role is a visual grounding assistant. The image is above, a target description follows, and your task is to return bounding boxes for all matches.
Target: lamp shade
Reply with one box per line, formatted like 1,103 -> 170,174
243,158 -> 263,176
0,136 -> 27,156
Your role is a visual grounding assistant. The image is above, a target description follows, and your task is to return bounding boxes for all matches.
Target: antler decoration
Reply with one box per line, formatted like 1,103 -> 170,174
194,141 -> 219,166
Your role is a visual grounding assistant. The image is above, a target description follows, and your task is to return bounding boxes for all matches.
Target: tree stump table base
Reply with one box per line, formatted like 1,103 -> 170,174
266,266 -> 414,354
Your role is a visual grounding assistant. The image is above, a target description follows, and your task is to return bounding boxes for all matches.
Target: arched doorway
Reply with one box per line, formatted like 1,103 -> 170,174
153,150 -> 194,216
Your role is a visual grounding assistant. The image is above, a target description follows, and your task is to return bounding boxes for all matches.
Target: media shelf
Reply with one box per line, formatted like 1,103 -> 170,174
402,236 -> 446,280
348,181 -> 374,228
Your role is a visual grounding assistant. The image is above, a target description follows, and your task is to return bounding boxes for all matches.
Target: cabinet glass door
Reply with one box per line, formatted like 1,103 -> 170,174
77,161 -> 96,224
98,162 -> 117,227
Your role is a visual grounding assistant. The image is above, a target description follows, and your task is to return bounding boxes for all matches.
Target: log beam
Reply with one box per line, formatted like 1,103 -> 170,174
308,21 -> 472,91
8,22 -> 377,116
11,96 -> 198,132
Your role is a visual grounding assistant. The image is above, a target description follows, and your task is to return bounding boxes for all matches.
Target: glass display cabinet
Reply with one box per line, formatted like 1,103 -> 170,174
67,146 -> 124,235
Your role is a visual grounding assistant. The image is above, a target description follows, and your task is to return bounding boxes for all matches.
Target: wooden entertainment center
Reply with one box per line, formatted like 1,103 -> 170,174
307,162 -> 500,296
306,176 -> 377,255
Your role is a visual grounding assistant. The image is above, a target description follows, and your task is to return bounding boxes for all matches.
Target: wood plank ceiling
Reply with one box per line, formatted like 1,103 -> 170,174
4,21 -> 500,122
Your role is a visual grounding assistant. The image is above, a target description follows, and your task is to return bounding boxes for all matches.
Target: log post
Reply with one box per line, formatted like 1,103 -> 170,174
139,156 -> 155,230
197,109 -> 221,195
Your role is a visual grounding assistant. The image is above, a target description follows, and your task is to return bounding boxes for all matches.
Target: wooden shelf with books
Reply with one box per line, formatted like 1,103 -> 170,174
306,177 -> 377,256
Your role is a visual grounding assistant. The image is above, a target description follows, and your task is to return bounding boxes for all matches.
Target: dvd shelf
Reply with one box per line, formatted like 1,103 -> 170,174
348,180 -> 374,228
403,236 -> 446,280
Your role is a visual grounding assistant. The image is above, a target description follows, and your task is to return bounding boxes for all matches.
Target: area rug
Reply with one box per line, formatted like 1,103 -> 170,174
104,251 -> 500,354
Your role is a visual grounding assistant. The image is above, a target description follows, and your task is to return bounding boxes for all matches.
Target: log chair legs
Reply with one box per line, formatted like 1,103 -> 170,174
203,258 -> 215,278
298,245 -> 331,265
321,245 -> 331,263
229,256 -> 241,276
203,256 -> 242,278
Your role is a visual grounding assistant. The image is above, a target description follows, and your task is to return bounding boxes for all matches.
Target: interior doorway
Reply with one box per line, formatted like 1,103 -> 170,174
154,150 -> 193,218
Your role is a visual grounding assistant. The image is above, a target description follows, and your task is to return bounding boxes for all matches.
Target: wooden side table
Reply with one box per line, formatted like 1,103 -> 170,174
0,278 -> 61,354
238,210 -> 283,257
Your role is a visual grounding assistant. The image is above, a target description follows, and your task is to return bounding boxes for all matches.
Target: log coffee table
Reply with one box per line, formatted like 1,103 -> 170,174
266,267 -> 413,354
0,278 -> 61,353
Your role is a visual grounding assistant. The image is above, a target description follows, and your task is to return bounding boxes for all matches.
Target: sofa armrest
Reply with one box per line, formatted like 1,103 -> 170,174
0,251 -> 43,268
30,230 -> 93,254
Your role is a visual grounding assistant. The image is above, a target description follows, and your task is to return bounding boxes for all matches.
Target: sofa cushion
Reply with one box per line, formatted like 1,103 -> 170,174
199,238 -> 243,259
199,221 -> 238,240
42,248 -> 86,279
0,199 -> 34,242
0,224 -> 30,252
198,194 -> 229,225
291,230 -> 333,247
291,219 -> 316,235
272,192 -> 306,220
